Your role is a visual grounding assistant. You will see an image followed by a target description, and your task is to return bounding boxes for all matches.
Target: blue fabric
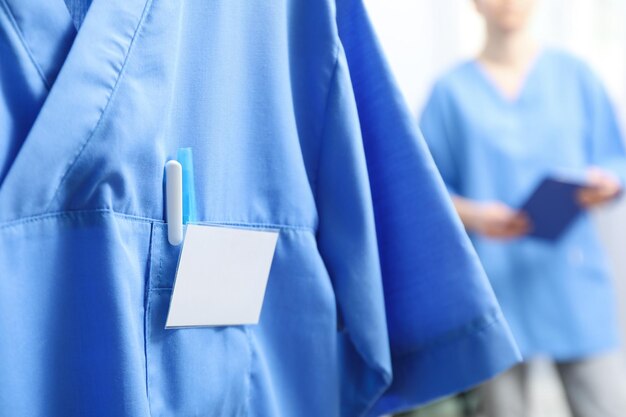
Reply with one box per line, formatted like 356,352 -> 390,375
336,1 -> 519,414
0,0 -> 75,184
0,0 -> 519,415
63,0 -> 92,29
421,49 -> 626,361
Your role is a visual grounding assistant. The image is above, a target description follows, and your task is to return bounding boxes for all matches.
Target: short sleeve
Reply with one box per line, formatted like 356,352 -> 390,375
315,46 -> 392,417
581,65 -> 626,184
329,0 -> 521,415
420,82 -> 461,195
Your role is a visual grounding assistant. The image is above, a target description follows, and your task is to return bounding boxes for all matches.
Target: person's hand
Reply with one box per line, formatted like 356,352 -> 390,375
577,167 -> 622,208
468,202 -> 530,239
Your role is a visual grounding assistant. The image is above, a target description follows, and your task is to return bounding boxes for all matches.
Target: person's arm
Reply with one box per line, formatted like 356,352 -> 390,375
577,167 -> 622,208
452,195 -> 529,239
578,63 -> 626,207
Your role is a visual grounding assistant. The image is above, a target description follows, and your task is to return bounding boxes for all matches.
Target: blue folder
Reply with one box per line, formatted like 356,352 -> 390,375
519,177 -> 588,241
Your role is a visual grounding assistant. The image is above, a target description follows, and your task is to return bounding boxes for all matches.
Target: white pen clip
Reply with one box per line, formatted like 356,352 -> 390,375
166,160 -> 183,246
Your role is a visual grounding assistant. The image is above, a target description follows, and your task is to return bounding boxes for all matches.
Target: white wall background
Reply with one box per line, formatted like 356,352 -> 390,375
363,0 -> 626,342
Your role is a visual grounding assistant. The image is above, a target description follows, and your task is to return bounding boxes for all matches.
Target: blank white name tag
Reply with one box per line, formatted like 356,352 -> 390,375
165,224 -> 279,328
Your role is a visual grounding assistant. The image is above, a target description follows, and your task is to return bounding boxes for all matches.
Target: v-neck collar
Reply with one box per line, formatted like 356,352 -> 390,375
1,0 -> 76,89
471,49 -> 547,106
0,0 -> 151,222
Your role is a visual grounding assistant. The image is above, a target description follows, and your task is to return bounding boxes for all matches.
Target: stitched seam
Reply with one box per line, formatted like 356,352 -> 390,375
354,310 -> 504,417
0,209 -> 155,229
0,208 -> 316,232
392,308 -> 503,358
191,220 -> 310,232
243,327 -> 253,417
45,0 -> 155,212
0,0 -> 52,89
312,42 -> 341,202
145,288 -> 155,417
143,221 -> 155,417
157,248 -> 163,290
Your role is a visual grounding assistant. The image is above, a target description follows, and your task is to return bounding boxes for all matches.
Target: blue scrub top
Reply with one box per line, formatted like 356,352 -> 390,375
421,49 -> 626,361
0,0 -> 520,415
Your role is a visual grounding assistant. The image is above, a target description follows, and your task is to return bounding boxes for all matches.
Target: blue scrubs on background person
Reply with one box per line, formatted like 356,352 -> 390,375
422,49 -> 626,359
0,0 -> 520,416
421,48 -> 626,415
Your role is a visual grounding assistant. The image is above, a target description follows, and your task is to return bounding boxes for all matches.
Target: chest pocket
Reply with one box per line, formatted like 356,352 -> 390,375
145,223 -> 251,417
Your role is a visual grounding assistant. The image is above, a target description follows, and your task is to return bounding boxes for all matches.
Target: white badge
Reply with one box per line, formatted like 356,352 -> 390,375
165,224 -> 279,328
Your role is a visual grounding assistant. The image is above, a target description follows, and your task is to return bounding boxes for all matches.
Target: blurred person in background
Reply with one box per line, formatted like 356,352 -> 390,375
419,0 -> 626,416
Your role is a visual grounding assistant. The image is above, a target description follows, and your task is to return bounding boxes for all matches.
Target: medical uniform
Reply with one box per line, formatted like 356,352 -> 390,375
0,0 -> 519,416
421,49 -> 626,416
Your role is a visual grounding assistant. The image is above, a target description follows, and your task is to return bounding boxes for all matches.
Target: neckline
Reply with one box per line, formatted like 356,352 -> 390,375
471,48 -> 548,106
0,0 -> 150,221
2,0 -> 76,88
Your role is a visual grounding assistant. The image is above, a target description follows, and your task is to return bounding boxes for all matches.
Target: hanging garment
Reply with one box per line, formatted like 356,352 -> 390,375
0,0 -> 520,416
421,49 -> 626,361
